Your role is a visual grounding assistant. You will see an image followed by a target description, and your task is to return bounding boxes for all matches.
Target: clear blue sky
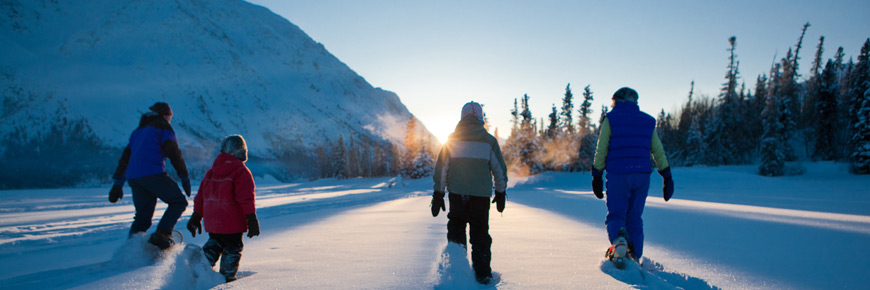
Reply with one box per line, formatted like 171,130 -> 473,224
247,0 -> 869,143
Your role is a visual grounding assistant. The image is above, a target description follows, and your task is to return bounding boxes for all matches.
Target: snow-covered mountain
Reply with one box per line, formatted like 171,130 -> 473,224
0,0 -> 430,188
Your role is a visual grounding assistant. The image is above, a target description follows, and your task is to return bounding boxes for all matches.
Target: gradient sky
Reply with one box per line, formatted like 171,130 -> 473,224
247,0 -> 869,144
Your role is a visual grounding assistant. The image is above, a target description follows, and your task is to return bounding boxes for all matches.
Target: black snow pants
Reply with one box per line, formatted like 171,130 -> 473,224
203,233 -> 244,280
447,193 -> 492,277
128,173 -> 188,236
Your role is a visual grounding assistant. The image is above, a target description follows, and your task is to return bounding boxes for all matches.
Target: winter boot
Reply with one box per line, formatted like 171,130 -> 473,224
606,228 -> 629,269
475,271 -> 493,285
149,229 -> 175,250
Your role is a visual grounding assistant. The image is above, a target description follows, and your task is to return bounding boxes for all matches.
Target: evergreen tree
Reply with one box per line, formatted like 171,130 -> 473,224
408,141 -> 435,179
685,117 -> 705,166
561,84 -> 575,134
331,135 -> 347,179
760,93 -> 785,176
579,85 -> 594,131
403,116 -> 420,176
547,104 -> 558,138
849,39 -> 870,173
814,59 -> 841,160
802,36 -> 825,158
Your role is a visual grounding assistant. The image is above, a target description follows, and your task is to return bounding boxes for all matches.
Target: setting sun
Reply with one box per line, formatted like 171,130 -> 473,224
422,115 -> 460,145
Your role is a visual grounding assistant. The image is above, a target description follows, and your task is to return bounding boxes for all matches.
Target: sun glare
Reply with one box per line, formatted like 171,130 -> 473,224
424,115 -> 459,145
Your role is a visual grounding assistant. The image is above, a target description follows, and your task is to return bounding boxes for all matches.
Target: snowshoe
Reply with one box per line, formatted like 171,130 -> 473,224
606,228 -> 630,269
149,230 -> 183,250
475,272 -> 492,285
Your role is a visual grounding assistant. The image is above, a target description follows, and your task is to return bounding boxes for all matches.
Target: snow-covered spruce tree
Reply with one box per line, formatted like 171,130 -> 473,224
848,39 -> 870,170
546,104 -> 558,138
814,59 -> 841,161
802,36 -> 825,157
561,84 -> 575,134
574,85 -> 596,171
331,134 -> 347,179
760,92 -> 785,176
685,117 -> 705,166
778,23 -> 810,161
408,142 -> 435,179
851,89 -> 870,174
716,36 -> 741,164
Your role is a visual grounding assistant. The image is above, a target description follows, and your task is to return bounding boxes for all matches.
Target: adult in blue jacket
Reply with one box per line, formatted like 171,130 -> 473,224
109,102 -> 191,249
592,87 -> 674,262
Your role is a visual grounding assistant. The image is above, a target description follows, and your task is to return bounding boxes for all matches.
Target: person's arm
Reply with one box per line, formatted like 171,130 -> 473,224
651,130 -> 670,171
592,118 -> 611,171
432,144 -> 450,193
234,167 -> 257,216
161,131 -> 189,179
490,140 -> 508,193
112,146 -> 131,182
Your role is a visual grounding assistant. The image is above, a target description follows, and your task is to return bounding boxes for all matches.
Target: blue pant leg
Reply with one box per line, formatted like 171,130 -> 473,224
145,174 -> 189,232
604,174 -> 629,243
128,178 -> 157,235
625,174 -> 650,258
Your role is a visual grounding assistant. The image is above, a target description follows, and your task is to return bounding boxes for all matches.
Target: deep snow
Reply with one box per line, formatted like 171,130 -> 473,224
1,162 -> 868,289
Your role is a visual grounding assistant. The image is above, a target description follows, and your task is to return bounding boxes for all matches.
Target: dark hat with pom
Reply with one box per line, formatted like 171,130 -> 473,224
612,87 -> 639,103
149,102 -> 173,116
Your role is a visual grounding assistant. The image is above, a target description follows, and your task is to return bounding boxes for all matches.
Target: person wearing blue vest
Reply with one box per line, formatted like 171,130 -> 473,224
109,102 -> 192,250
592,87 -> 674,265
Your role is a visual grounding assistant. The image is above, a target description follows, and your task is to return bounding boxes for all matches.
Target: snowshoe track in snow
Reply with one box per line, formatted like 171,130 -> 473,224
600,257 -> 720,290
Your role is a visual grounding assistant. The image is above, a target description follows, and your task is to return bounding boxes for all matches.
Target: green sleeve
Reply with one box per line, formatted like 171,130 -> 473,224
651,130 -> 670,170
592,118 -> 611,171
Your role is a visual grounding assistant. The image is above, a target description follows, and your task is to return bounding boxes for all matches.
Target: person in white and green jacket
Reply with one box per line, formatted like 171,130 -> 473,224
431,101 -> 508,285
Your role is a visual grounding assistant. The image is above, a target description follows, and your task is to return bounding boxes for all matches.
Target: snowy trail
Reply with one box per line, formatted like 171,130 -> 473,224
508,173 -> 870,289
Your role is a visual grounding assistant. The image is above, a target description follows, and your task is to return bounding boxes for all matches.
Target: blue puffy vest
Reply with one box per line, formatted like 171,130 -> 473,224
125,123 -> 178,180
605,102 -> 656,174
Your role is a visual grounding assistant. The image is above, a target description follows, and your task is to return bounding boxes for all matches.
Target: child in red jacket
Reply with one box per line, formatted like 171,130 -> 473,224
187,135 -> 260,282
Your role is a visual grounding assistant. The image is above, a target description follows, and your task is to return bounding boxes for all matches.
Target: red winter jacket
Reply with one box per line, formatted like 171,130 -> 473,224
194,153 -> 256,234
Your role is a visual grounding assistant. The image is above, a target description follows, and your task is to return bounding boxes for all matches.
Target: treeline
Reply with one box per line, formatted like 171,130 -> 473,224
657,23 -> 870,176
503,23 -> 870,177
313,116 -> 436,180
502,84 -> 602,175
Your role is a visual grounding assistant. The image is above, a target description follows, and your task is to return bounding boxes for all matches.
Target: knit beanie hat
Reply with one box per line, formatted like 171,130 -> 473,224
220,135 -> 248,162
149,102 -> 173,116
461,101 -> 484,123
612,87 -> 639,103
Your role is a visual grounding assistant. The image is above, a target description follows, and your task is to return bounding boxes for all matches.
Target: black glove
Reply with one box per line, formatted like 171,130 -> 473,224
592,169 -> 604,199
181,177 -> 192,197
246,213 -> 260,238
109,178 -> 124,203
187,212 -> 203,238
431,191 -> 446,217
492,191 -> 506,213
659,167 -> 674,201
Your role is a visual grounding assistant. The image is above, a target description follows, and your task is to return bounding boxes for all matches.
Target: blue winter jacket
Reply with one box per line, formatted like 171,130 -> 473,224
593,101 -> 669,174
113,113 -> 189,181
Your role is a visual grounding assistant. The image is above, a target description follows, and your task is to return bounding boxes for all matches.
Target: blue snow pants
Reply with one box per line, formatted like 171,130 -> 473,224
128,173 -> 188,235
605,172 -> 650,258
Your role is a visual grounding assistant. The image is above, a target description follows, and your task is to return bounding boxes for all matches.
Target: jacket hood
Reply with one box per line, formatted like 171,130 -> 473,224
450,115 -> 487,141
210,153 -> 245,178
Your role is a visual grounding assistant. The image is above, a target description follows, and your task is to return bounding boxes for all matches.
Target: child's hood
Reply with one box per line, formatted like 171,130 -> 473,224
210,153 -> 246,177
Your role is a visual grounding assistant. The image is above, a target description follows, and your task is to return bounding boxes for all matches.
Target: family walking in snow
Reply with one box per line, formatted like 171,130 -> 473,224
109,88 -> 675,284
110,103 -> 260,283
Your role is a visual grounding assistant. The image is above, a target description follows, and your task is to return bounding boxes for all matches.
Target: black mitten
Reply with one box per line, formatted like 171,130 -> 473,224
492,191 -> 506,213
659,167 -> 674,201
246,213 -> 260,238
187,212 -> 203,237
109,178 -> 124,203
592,169 -> 604,199
431,191 -> 446,217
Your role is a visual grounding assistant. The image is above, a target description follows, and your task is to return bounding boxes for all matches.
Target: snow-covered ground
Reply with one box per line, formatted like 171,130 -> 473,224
1,162 -> 868,289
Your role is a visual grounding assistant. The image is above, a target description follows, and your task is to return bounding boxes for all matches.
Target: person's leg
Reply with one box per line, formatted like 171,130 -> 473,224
446,193 -> 469,247
604,173 -> 630,243
625,174 -> 651,259
128,178 -> 157,236
468,196 -> 492,280
141,174 -> 188,233
219,233 -> 244,282
203,233 -> 225,267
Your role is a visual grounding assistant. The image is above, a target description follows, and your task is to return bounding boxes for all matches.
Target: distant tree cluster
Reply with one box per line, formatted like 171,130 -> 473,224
503,84 -> 601,176
655,23 -> 870,176
314,115 -> 436,180
503,23 -> 869,177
